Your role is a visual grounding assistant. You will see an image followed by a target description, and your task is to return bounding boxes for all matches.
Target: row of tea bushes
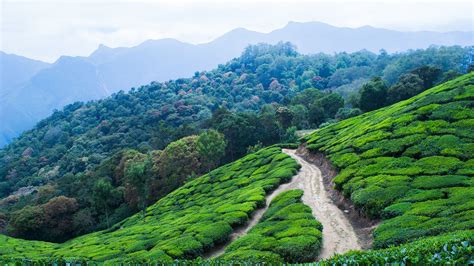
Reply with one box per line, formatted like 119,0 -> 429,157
303,73 -> 474,248
2,230 -> 471,265
220,189 -> 323,263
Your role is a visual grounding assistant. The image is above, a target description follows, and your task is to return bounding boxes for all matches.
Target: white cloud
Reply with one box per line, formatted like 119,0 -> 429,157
1,0 -> 472,62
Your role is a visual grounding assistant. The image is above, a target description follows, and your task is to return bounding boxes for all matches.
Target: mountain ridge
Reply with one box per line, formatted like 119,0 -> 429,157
1,21 -> 472,147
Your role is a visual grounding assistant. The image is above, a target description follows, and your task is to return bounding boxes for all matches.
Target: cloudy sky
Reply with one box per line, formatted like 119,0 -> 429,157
1,0 -> 472,62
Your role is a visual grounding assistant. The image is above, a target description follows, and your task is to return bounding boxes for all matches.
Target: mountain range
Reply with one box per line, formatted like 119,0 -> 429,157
1,21 -> 472,147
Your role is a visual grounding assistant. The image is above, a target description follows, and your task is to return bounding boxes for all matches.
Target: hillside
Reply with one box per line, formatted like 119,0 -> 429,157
0,147 -> 302,261
0,75 -> 473,265
1,21 -> 472,146
0,43 -> 471,242
303,73 -> 474,248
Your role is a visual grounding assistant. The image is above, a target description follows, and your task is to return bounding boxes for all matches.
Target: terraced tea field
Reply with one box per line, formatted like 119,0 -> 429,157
303,73 -> 474,248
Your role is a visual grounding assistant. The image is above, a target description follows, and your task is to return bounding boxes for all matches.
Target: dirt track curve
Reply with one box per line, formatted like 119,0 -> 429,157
204,149 -> 361,259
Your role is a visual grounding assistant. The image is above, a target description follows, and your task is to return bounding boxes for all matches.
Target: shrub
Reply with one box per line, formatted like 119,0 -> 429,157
220,189 -> 323,263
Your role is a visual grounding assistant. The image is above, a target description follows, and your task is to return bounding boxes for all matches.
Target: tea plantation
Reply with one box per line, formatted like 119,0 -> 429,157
0,147 -> 301,262
303,73 -> 474,248
220,189 -> 323,263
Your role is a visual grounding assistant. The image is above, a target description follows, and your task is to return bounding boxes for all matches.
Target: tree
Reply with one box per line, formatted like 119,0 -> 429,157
315,93 -> 344,118
291,88 -> 324,107
308,102 -> 325,127
92,178 -> 121,228
282,126 -> 298,143
42,196 -> 79,242
411,65 -> 442,89
197,129 -> 227,171
8,206 -> 45,240
289,104 -> 309,129
386,73 -> 424,104
358,77 -> 388,112
124,154 -> 149,217
468,64 -> 474,73
276,107 -> 294,129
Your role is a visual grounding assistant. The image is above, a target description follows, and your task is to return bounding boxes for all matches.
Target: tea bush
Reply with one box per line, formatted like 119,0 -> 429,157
303,73 -> 474,248
1,231 -> 471,265
220,189 -> 323,263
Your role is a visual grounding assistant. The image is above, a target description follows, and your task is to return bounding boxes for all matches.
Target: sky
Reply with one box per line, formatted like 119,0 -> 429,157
1,0 -> 473,62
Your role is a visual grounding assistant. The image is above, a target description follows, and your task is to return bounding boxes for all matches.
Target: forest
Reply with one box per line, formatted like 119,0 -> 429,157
0,43 -> 471,243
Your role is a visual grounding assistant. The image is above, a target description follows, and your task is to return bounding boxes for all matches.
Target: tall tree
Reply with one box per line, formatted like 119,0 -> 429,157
92,178 -> 121,228
196,129 -> 227,171
386,73 -> 424,104
124,154 -> 149,217
358,77 -> 388,112
411,65 -> 442,89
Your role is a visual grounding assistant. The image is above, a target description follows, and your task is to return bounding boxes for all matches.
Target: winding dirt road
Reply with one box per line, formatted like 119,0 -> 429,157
204,149 -> 361,259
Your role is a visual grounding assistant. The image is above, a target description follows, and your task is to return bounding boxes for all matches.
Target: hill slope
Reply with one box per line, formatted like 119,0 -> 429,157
0,44 -> 469,200
303,73 -> 474,248
2,21 -> 472,146
0,147 -> 301,261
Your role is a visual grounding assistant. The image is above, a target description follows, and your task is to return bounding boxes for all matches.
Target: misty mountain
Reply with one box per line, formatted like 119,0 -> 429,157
0,52 -> 50,98
1,21 -> 472,147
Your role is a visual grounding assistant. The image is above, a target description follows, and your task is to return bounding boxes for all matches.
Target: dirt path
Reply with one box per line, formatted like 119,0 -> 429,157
204,149 -> 361,259
283,149 -> 361,258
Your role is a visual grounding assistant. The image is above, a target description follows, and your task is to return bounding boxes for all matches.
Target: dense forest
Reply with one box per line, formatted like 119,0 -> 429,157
0,43 -> 471,242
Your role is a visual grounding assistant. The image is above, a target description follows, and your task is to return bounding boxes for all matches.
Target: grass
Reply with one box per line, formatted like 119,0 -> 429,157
219,189 -> 323,263
303,73 -> 474,248
0,147 -> 301,262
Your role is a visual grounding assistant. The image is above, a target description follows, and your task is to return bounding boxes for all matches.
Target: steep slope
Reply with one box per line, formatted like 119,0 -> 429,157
0,51 -> 49,91
1,56 -> 109,147
0,147 -> 301,261
302,73 -> 474,248
0,52 -> 50,146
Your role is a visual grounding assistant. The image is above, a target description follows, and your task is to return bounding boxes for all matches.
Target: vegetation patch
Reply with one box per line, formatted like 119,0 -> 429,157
219,189 -> 323,263
303,73 -> 474,248
0,147 -> 300,261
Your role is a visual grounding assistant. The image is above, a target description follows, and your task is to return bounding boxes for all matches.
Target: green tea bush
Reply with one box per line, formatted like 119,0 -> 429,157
1,231 -> 471,265
220,189 -> 323,263
0,147 -> 300,262
303,73 -> 474,247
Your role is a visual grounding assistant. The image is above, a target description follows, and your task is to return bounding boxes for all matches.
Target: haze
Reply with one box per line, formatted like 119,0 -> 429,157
1,0 -> 473,62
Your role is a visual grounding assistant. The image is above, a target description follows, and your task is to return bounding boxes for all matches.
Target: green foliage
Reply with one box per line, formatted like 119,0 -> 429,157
387,73 -> 424,104
0,147 -> 300,261
304,73 -> 474,247
0,45 -> 469,241
320,230 -> 473,265
196,129 -> 227,171
220,189 -> 322,263
8,196 -> 78,242
358,77 -> 388,112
